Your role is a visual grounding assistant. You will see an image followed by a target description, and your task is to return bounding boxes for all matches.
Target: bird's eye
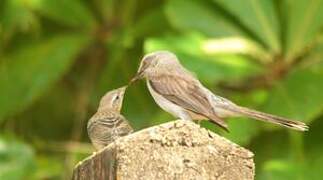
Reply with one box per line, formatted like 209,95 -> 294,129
115,96 -> 119,100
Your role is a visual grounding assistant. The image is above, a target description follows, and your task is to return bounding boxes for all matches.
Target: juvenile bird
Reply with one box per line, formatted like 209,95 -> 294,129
130,51 -> 308,131
87,86 -> 133,150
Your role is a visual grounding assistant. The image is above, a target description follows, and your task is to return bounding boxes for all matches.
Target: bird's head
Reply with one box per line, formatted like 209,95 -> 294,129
98,86 -> 127,112
130,50 -> 178,83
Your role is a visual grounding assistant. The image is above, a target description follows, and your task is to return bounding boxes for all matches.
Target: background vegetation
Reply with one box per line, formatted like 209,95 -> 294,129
1,0 -> 323,179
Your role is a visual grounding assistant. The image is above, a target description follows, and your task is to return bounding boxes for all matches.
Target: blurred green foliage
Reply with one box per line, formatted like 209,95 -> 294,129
0,0 -> 323,179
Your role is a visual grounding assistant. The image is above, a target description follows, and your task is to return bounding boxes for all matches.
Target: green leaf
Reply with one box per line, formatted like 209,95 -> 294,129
248,104 -> 323,180
32,155 -> 64,179
249,130 -> 307,179
305,116 -> 323,159
224,118 -> 260,145
29,0 -> 95,28
254,116 -> 323,180
0,34 -> 90,121
260,159 -> 307,180
286,0 -> 323,60
94,0 -> 115,22
14,85 -> 76,140
165,0 -> 242,37
304,117 -> 323,180
302,116 -> 323,179
215,0 -> 280,53
0,0 -> 39,41
203,37 -> 272,63
132,7 -> 170,39
0,137 -> 35,180
144,33 -> 262,84
262,58 -> 323,125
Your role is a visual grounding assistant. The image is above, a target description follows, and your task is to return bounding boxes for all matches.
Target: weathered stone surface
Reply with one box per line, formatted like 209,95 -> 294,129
72,120 -> 255,180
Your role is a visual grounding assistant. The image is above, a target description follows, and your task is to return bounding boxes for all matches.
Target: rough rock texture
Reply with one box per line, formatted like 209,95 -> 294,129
72,120 -> 255,180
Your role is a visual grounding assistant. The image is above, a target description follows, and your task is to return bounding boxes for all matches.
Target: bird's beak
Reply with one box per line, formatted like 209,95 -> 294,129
129,72 -> 142,85
118,86 -> 127,95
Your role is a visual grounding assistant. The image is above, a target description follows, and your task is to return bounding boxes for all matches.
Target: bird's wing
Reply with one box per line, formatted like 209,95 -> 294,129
149,74 -> 227,129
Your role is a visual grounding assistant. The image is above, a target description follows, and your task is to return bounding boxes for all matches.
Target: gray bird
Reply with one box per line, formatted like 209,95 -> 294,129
130,51 -> 308,131
87,86 -> 134,150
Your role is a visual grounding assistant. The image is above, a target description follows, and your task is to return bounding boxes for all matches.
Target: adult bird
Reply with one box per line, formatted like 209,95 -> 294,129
130,51 -> 308,132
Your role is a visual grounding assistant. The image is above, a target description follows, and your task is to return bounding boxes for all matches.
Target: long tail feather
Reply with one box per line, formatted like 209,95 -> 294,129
230,106 -> 308,131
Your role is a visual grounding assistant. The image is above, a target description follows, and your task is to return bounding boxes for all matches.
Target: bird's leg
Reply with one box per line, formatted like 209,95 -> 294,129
178,111 -> 193,121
